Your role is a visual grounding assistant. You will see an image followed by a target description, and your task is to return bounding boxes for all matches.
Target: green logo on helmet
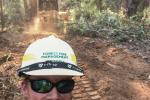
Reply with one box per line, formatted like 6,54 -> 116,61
41,52 -> 68,59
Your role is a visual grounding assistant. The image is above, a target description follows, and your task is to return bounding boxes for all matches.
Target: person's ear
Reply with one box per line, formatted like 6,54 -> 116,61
20,80 -> 29,98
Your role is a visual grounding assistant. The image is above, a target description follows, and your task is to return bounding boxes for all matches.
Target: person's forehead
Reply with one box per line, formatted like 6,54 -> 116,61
29,75 -> 73,82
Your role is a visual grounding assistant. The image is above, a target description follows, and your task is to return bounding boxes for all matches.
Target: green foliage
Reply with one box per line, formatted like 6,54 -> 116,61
143,7 -> 150,25
65,0 -> 150,44
109,25 -> 146,43
4,0 -> 25,26
0,0 -> 25,33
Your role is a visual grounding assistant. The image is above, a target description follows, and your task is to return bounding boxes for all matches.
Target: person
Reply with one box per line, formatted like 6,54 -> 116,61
17,35 -> 84,100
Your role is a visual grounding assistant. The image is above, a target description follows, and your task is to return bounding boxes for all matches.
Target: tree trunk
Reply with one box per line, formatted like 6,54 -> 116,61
96,0 -> 103,11
127,0 -> 149,16
23,0 -> 29,18
30,0 -> 37,18
39,0 -> 58,11
115,0 -> 122,13
0,0 -> 4,32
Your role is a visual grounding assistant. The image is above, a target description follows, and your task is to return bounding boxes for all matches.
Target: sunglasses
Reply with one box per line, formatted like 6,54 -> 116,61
29,79 -> 75,94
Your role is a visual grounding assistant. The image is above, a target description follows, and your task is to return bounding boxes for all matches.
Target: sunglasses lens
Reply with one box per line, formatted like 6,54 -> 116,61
29,79 -> 75,94
57,80 -> 75,93
30,80 -> 53,93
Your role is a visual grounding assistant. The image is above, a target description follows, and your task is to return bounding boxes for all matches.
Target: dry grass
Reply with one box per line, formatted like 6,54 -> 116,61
0,75 -> 22,100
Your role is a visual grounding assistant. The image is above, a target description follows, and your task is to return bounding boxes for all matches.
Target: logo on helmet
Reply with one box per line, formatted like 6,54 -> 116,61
38,63 -> 43,68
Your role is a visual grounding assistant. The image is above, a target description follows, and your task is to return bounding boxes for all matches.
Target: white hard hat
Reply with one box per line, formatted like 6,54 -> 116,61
17,35 -> 84,76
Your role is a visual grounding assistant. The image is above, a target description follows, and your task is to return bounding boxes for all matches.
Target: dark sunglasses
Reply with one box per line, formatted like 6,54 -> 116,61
29,79 -> 75,94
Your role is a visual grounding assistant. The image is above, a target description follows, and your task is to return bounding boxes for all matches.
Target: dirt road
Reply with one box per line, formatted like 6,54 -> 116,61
0,31 -> 150,100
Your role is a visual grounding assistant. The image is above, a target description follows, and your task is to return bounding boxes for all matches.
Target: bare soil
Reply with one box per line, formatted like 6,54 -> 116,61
67,36 -> 150,100
0,31 -> 150,100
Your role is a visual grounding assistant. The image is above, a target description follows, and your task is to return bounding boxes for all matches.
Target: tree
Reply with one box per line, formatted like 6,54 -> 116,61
127,0 -> 150,16
23,0 -> 30,20
0,0 -> 4,32
30,0 -> 37,18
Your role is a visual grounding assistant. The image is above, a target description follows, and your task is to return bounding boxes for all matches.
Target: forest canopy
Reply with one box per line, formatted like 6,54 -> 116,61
0,0 -> 149,43
62,0 -> 150,43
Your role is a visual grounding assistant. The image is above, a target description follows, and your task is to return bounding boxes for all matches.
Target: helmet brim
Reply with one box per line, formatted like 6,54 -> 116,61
17,61 -> 84,77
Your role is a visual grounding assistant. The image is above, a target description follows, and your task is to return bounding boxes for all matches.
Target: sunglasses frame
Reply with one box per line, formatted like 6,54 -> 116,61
28,79 -> 75,94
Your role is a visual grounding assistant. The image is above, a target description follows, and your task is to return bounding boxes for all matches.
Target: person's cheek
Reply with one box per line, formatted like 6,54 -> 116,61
27,86 -> 46,100
28,92 -> 46,100
20,81 -> 30,99
61,93 -> 72,100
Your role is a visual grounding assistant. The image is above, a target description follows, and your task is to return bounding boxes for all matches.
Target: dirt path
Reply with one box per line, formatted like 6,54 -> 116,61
0,30 -> 150,100
69,36 -> 150,100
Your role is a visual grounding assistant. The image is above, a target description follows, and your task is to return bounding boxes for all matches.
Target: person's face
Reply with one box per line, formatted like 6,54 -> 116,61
21,76 -> 73,100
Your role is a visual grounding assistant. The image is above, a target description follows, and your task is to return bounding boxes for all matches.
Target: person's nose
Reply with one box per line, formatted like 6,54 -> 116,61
46,87 -> 60,100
